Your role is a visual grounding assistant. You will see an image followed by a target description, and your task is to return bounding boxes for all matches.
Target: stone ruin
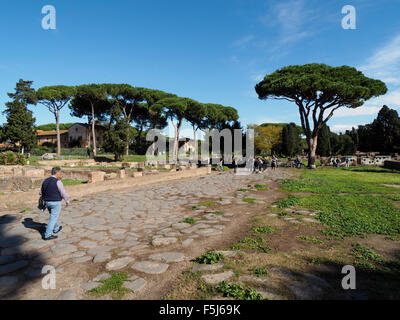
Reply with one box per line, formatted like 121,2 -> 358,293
0,160 -> 202,193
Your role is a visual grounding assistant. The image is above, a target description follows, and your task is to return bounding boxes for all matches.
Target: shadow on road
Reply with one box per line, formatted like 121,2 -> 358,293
0,212 -> 47,299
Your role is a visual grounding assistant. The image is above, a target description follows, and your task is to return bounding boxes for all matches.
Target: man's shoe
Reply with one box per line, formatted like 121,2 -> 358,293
54,226 -> 62,234
43,235 -> 58,241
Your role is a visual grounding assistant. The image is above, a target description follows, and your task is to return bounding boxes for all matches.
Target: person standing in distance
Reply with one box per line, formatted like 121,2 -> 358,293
40,167 -> 70,240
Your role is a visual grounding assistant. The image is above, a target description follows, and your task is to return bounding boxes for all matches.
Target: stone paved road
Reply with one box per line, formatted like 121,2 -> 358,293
0,170 -> 292,300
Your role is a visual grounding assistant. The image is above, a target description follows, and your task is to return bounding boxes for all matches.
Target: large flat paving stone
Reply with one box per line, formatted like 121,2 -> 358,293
201,271 -> 234,285
93,252 -> 111,263
124,276 -> 147,292
51,244 -> 78,256
106,257 -> 135,271
81,281 -> 101,291
148,252 -> 185,263
131,261 -> 169,274
196,228 -> 222,236
79,240 -> 98,248
93,273 -> 111,282
151,237 -> 177,246
192,263 -> 224,272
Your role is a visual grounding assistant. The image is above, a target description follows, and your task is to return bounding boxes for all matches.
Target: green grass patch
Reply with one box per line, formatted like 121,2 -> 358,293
89,272 -> 132,299
238,188 -> 249,192
252,267 -> 268,277
254,184 -> 267,190
195,251 -> 224,264
61,179 -> 88,186
19,208 -> 32,213
297,235 -> 324,244
352,244 -> 385,270
243,198 -> 257,203
250,226 -> 275,234
239,237 -> 272,253
215,211 -> 224,215
218,281 -> 263,300
297,195 -> 400,238
231,243 -> 246,250
277,211 -> 289,217
281,168 -> 400,195
192,201 -> 215,210
181,218 -> 197,225
274,195 -> 302,208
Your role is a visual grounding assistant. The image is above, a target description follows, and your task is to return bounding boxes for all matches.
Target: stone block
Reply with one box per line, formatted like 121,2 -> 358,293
132,172 -> 143,178
117,169 -> 126,179
22,168 -> 45,178
88,171 -> 105,183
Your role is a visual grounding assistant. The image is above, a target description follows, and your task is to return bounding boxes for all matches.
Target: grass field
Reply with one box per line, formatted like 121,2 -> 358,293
280,167 -> 400,194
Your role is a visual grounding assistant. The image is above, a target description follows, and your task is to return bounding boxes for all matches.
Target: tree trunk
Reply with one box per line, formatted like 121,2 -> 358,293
307,136 -> 318,169
125,121 -> 130,156
87,118 -> 91,148
175,119 -> 183,162
91,102 -> 97,156
56,110 -> 61,157
172,126 -> 178,163
193,127 -> 198,163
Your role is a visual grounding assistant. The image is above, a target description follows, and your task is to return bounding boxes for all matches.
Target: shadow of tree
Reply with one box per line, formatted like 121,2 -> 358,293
274,253 -> 400,300
0,212 -> 47,299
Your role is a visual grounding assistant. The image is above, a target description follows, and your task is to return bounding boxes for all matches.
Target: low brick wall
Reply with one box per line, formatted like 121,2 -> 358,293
384,160 -> 400,171
37,159 -> 96,166
0,177 -> 43,192
43,167 -> 126,181
0,166 -> 211,210
0,166 -> 45,178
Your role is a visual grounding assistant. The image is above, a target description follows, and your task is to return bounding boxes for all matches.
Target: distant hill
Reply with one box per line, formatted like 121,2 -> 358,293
36,123 -> 75,131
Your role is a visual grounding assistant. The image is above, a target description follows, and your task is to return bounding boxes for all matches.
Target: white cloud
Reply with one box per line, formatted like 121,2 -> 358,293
232,35 -> 255,48
362,89 -> 400,108
254,118 -> 281,125
330,124 -> 358,133
359,34 -> 400,85
333,106 -> 382,117
261,0 -> 315,47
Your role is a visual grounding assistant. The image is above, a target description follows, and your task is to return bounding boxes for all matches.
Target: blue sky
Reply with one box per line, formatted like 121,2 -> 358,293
0,0 -> 399,137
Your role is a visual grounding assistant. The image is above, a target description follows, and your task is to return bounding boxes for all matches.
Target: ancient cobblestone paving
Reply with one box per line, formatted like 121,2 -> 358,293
0,170 -> 292,300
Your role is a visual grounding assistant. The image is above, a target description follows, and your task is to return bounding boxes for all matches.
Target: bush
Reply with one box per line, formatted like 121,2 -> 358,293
218,281 -> 263,300
0,151 -> 26,165
195,251 -> 224,264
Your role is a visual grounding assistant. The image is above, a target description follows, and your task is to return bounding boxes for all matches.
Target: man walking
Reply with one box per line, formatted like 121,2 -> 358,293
40,167 -> 70,241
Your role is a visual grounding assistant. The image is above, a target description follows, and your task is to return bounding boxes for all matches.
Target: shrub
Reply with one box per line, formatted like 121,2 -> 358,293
218,281 -> 263,300
195,251 -> 224,264
0,151 -> 26,165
